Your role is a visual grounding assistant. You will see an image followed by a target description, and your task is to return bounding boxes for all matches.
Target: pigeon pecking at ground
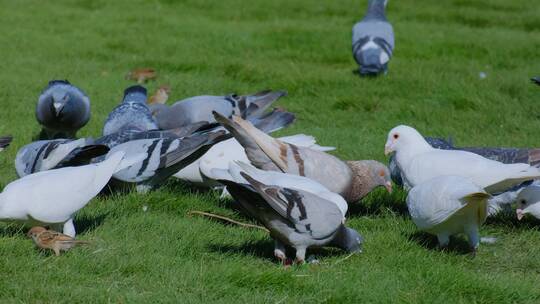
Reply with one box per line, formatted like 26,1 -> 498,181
36,80 -> 90,139
352,0 -> 394,76
15,138 -> 109,177
214,112 -> 392,203
406,175 -> 490,254
217,161 -> 363,264
515,183 -> 540,220
149,90 -> 287,130
102,85 -> 158,136
385,125 -> 540,194
0,151 -> 143,237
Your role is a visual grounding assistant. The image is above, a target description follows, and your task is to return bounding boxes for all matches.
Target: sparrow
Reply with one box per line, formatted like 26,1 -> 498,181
148,85 -> 170,105
125,68 -> 157,83
27,226 -> 89,256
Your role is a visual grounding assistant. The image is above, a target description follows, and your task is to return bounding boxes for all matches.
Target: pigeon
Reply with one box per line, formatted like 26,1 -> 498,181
0,151 -> 142,237
385,125 -> 540,193
149,90 -> 287,130
103,130 -> 228,192
515,183 -> 540,220
352,0 -> 394,76
15,138 -> 109,177
214,112 -> 392,203
532,77 -> 540,86
406,175 -> 490,253
389,137 -> 540,186
36,80 -> 91,139
0,136 -> 13,151
27,226 -> 89,256
102,85 -> 158,136
218,162 -> 362,264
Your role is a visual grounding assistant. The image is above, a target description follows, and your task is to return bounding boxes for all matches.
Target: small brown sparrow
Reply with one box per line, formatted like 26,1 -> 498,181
148,85 -> 170,105
125,68 -> 157,83
27,226 -> 89,256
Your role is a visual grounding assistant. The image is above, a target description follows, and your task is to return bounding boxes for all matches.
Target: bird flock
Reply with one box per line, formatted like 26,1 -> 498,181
0,0 -> 539,262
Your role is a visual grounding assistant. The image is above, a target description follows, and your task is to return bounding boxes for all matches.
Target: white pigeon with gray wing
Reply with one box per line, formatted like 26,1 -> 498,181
406,175 -> 490,252
214,112 -> 392,203
352,0 -> 394,76
0,151 -> 142,237
149,90 -> 286,130
515,182 -> 540,220
36,80 -> 90,139
15,138 -> 109,177
385,125 -> 540,193
218,161 -> 362,264
103,85 -> 158,136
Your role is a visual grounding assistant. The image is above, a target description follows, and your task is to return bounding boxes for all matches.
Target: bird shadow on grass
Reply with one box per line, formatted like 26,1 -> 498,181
74,213 -> 108,235
208,239 -> 347,264
348,188 -> 409,218
485,212 -> 540,231
406,231 -> 472,255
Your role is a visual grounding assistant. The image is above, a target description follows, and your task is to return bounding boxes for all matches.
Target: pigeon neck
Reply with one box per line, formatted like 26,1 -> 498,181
345,161 -> 383,202
365,0 -> 387,21
395,140 -> 433,169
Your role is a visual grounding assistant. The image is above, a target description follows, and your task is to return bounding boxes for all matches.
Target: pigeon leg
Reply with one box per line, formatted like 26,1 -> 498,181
465,225 -> 480,255
136,184 -> 152,194
294,247 -> 306,265
274,240 -> 287,264
436,233 -> 450,250
63,218 -> 76,238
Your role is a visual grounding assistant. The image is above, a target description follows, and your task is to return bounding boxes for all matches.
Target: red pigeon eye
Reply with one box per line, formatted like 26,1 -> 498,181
393,134 -> 399,139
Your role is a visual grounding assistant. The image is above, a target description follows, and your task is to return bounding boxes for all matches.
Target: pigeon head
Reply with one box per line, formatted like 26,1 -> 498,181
122,85 -> 147,104
516,185 -> 540,220
38,81 -> 90,128
346,160 -> 392,202
332,225 -> 363,253
357,44 -> 389,76
384,125 -> 430,156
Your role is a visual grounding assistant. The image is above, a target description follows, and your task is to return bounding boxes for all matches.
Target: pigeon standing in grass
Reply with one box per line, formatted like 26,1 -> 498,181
406,175 -> 490,253
214,112 -> 392,203
0,151 -> 143,237
15,138 -> 109,177
102,85 -> 158,136
36,80 -> 90,139
352,0 -> 394,76
385,125 -> 540,193
218,162 -> 362,264
149,90 -> 286,130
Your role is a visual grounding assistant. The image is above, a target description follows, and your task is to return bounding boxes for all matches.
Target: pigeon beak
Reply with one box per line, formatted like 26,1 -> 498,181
53,102 -> 64,114
385,181 -> 393,193
516,209 -> 524,221
384,145 -> 393,156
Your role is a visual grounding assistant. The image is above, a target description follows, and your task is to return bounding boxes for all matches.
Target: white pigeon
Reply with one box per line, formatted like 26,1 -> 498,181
173,134 -> 334,186
406,175 -> 490,252
384,125 -> 540,193
0,151 -> 143,237
516,183 -> 540,220
220,161 -> 348,218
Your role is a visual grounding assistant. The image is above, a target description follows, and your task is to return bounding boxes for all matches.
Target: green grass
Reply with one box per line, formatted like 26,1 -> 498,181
0,0 -> 539,302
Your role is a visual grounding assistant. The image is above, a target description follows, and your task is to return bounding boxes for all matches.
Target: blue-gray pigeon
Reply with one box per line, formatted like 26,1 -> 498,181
15,138 -> 109,177
102,85 -> 158,136
352,0 -> 394,76
36,80 -> 90,139
218,162 -> 362,265
149,90 -> 287,130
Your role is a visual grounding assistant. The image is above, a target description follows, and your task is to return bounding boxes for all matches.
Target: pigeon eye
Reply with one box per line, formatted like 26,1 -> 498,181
520,199 -> 526,205
393,134 -> 399,139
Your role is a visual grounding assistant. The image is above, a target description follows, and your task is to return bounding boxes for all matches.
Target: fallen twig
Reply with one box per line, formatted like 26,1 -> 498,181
187,210 -> 269,233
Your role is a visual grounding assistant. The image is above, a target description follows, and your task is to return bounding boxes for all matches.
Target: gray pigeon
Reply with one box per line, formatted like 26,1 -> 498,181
219,162 -> 362,264
149,90 -> 287,130
532,77 -> 540,86
36,80 -> 90,139
0,136 -> 13,152
102,130 -> 228,192
214,112 -> 392,203
15,138 -> 109,177
102,85 -> 158,136
352,0 -> 394,76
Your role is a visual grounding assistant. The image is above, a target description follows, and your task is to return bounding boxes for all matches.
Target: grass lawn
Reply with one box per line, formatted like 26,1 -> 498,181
0,0 -> 539,302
